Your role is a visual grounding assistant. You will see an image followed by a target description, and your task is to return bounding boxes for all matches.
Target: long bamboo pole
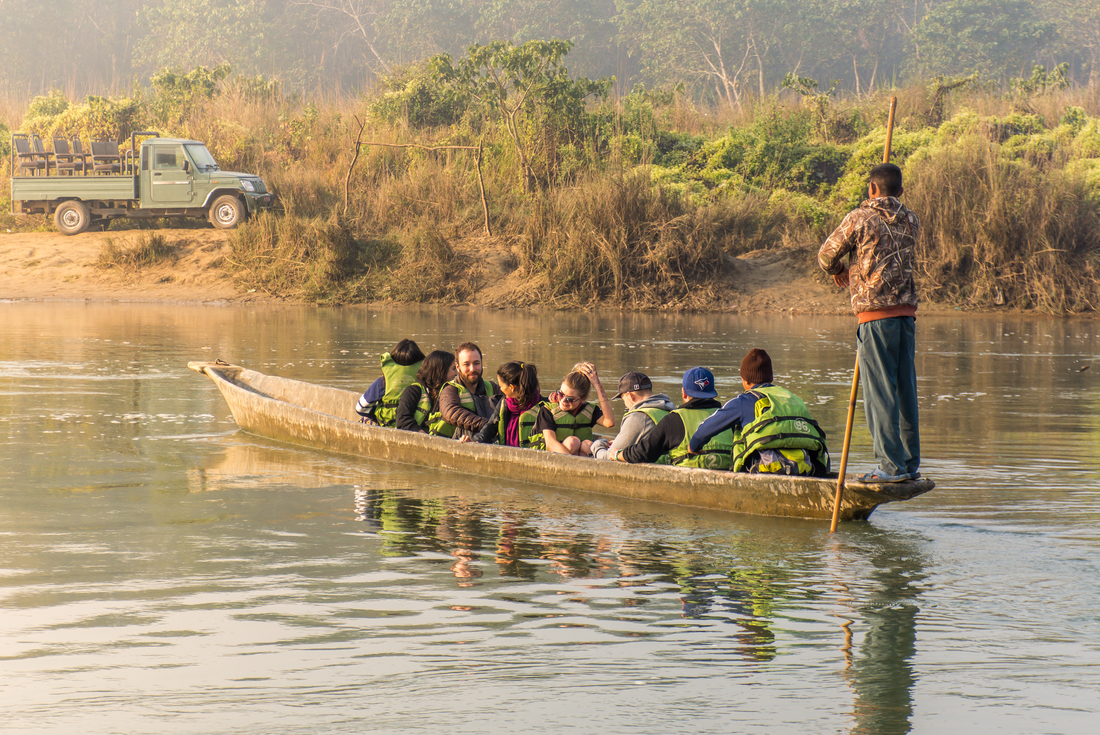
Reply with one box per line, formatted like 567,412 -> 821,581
830,96 -> 897,533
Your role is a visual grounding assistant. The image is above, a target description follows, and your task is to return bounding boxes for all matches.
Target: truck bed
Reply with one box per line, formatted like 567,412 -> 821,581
11,174 -> 137,202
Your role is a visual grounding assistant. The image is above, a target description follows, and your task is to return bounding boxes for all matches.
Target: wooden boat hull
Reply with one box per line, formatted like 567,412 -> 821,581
188,361 -> 934,521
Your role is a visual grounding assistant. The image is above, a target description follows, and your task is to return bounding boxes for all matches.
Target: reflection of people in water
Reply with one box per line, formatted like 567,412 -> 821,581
677,569 -> 778,662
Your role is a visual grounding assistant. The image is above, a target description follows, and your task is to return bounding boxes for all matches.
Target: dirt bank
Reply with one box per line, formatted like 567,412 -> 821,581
0,228 -> 909,315
0,229 -> 246,303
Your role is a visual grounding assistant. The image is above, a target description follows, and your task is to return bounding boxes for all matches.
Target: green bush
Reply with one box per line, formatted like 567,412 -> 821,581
149,64 -> 231,126
368,63 -> 462,128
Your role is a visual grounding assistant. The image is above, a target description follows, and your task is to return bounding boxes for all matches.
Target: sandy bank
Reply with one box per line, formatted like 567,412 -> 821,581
0,228 -> 974,316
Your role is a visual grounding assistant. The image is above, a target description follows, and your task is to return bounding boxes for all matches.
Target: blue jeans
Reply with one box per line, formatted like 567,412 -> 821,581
857,316 -> 920,476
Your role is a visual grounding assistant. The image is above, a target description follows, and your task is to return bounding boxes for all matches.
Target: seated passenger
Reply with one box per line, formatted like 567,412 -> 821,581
395,350 -> 457,434
616,367 -> 733,469
692,348 -> 830,476
355,338 -> 425,426
535,362 -> 615,455
590,372 -> 675,461
437,342 -> 502,439
469,361 -> 545,448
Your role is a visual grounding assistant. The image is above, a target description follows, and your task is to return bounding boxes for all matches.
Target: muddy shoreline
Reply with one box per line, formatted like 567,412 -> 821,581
0,228 -> 1081,318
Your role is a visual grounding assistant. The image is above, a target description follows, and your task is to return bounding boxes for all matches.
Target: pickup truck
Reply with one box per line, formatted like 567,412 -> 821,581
10,131 -> 274,235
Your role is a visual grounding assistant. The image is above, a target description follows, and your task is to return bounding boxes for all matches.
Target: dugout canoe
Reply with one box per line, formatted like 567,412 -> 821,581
188,361 -> 934,521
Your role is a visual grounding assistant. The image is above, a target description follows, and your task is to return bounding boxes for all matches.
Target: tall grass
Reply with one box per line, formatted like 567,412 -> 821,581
907,135 -> 1100,313
511,171 -> 796,307
226,212 -> 392,303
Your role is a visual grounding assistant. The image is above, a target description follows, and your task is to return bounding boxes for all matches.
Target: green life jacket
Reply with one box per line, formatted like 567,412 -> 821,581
377,352 -> 423,428
496,400 -> 548,449
406,382 -> 433,431
669,407 -> 733,469
430,377 -> 494,438
624,405 -> 672,464
731,385 -> 829,474
549,402 -> 597,442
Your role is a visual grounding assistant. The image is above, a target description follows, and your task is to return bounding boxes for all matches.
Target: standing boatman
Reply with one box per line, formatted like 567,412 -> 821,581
818,163 -> 921,483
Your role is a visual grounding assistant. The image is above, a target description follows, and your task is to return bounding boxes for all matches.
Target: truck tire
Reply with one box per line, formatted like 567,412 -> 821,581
54,200 -> 91,236
209,195 -> 245,229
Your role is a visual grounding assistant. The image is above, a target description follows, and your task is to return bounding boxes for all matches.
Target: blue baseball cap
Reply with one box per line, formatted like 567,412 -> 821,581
682,367 -> 718,398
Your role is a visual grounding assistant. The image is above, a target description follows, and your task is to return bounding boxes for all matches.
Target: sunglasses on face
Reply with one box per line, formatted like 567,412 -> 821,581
559,395 -> 583,405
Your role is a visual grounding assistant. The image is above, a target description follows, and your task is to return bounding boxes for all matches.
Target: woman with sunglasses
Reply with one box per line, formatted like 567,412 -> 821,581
535,362 -> 616,456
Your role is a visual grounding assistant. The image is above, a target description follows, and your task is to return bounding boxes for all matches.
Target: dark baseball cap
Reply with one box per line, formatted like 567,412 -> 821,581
682,367 -> 718,398
612,371 -> 653,400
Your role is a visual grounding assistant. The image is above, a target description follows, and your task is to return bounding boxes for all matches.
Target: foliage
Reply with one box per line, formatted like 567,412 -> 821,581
1010,63 -> 1070,99
514,171 -> 733,306
0,0 -> 1097,109
7,65 -> 1100,314
368,63 -> 463,128
135,0 -> 270,73
22,93 -> 147,142
148,64 -> 232,126
429,40 -> 610,190
912,0 -> 1056,81
687,109 -> 849,195
227,74 -> 284,105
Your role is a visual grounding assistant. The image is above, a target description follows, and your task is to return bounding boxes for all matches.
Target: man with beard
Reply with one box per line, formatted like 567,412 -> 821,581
436,342 -> 502,439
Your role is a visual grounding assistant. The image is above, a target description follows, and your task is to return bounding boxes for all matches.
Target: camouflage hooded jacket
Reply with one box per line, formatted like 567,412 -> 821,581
818,197 -> 920,315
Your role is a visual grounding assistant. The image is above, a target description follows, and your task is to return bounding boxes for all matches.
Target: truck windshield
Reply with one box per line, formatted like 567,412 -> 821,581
185,144 -> 220,171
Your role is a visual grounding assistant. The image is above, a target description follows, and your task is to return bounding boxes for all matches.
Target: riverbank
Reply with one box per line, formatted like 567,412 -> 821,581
0,228 -> 1014,316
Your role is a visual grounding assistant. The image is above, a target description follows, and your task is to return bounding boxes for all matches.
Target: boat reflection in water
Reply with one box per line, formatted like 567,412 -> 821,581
353,475 -> 926,729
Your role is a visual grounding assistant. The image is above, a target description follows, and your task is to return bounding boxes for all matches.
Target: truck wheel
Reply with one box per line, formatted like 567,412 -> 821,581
54,200 -> 91,236
209,195 -> 245,229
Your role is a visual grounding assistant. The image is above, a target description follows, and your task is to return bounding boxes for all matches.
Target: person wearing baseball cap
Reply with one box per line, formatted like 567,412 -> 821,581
615,366 -> 734,469
591,372 -> 675,461
690,348 -> 830,476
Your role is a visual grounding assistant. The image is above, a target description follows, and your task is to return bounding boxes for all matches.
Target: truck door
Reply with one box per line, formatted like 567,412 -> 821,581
148,145 -> 193,205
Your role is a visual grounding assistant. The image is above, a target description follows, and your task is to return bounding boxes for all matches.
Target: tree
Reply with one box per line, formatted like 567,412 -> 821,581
912,0 -> 1057,81
134,0 -> 271,74
429,40 -> 610,191
1037,0 -> 1100,87
0,0 -> 145,97
615,0 -> 797,110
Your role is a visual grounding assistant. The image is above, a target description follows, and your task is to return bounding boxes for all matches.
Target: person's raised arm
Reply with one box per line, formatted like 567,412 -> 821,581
578,362 -> 615,428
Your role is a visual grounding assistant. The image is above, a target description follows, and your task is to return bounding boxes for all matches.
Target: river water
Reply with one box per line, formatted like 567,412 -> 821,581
1,303 -> 1098,734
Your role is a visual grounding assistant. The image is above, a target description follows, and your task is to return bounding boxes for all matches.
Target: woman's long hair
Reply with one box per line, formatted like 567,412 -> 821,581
417,350 -> 455,404
496,361 -> 539,404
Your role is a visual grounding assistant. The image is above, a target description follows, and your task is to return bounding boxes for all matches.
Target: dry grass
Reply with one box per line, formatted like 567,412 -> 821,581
907,135 -> 1100,313
506,171 -> 737,308
225,211 -> 393,302
96,233 -> 178,270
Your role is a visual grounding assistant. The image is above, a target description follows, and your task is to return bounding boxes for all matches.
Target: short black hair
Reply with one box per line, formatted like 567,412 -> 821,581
869,163 -> 903,197
391,338 -> 426,366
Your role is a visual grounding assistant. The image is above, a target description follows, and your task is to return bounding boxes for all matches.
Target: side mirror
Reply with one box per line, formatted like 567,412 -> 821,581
182,160 -> 190,173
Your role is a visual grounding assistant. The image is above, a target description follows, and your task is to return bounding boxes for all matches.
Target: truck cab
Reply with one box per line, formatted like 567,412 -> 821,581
10,131 -> 275,235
